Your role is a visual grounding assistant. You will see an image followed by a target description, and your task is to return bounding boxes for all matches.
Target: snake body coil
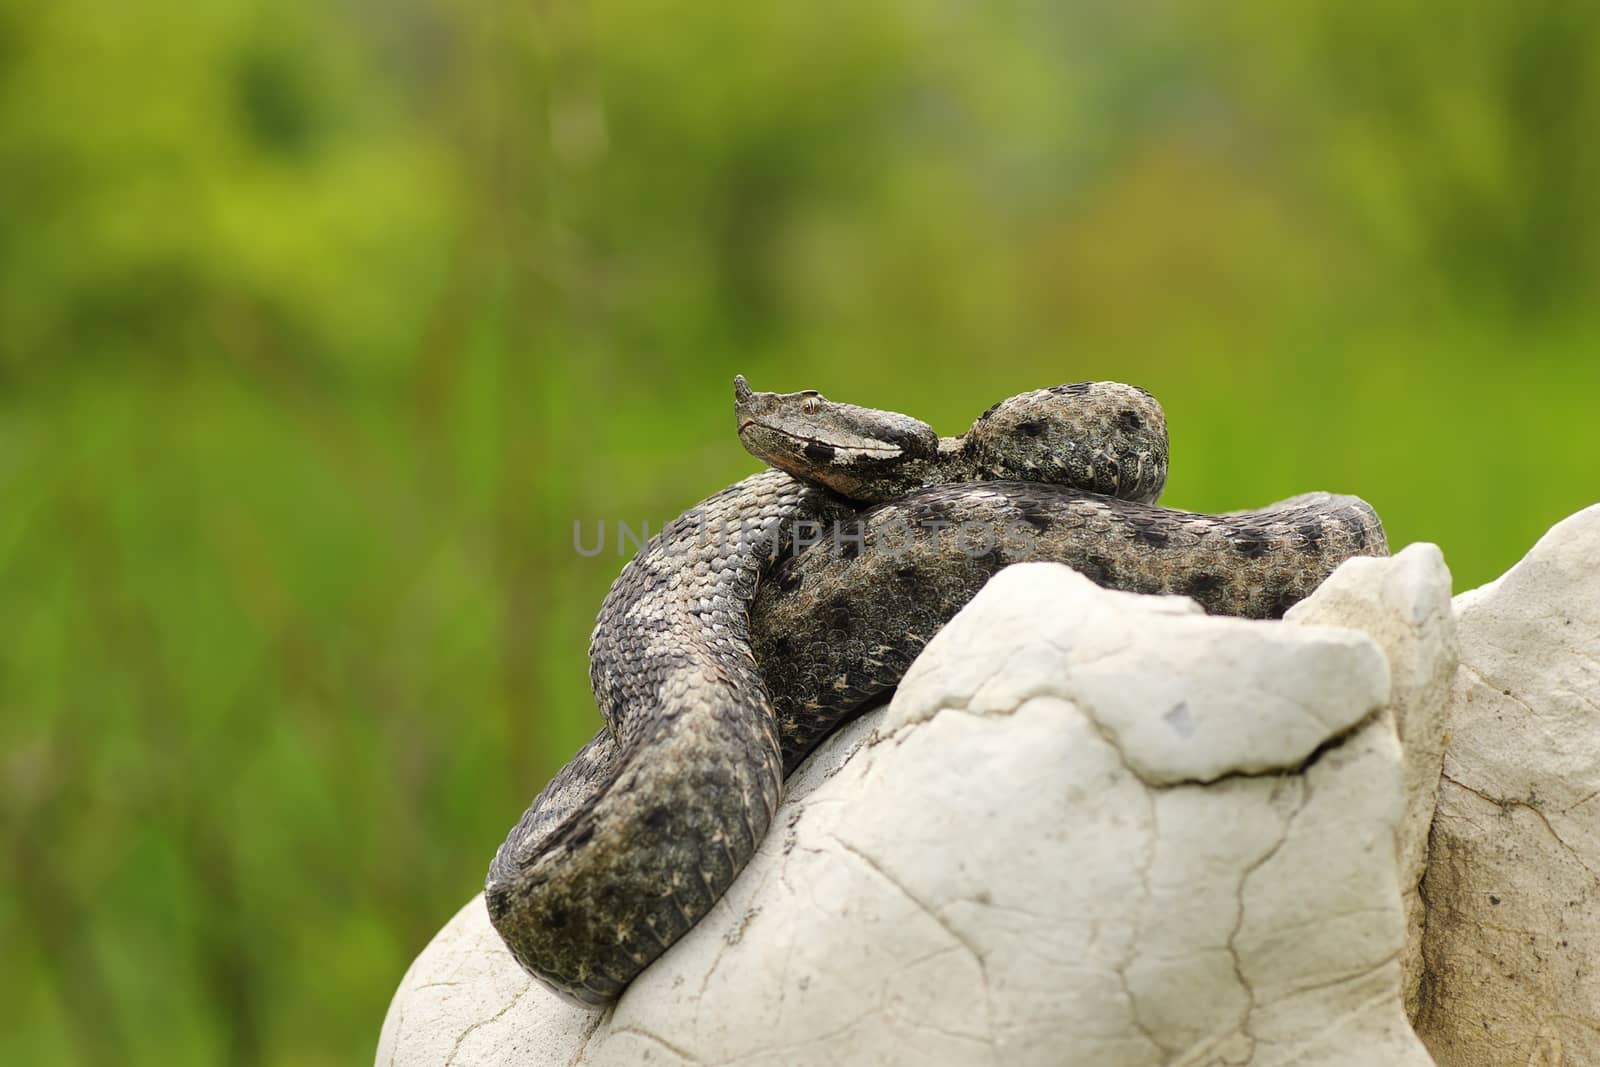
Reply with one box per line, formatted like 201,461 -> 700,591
486,379 -> 1387,1005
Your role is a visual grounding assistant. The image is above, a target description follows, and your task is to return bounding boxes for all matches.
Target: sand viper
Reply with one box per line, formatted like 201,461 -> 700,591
485,377 -> 1387,1005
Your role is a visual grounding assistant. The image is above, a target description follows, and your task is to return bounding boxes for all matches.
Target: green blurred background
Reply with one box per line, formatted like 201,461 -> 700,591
1,1 -> 1597,1063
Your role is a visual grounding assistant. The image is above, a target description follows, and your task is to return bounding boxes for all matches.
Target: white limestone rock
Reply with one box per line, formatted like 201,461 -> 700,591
1286,542 -> 1458,1016
380,562 -> 1438,1066
1412,505 -> 1600,1067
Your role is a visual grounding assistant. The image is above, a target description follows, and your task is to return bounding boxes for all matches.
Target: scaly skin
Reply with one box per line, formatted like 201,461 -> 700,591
751,484 -> 1386,771
486,468 -> 842,1005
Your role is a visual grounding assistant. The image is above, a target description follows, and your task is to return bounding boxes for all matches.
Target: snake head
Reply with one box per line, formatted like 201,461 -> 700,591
734,375 -> 939,501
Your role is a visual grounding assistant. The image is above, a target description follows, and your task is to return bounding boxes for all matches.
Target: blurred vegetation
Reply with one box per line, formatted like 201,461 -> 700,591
0,1 -> 1596,1063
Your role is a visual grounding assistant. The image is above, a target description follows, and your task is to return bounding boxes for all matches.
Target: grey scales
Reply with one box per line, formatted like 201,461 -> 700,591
484,377 -> 1387,1005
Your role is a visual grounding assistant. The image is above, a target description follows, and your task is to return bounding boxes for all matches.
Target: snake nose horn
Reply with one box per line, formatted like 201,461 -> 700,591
733,375 -> 753,403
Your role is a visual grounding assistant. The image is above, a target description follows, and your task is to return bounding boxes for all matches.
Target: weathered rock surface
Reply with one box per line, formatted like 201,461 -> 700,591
1286,543 -> 1458,1016
380,560 -> 1447,1066
1412,505 -> 1600,1067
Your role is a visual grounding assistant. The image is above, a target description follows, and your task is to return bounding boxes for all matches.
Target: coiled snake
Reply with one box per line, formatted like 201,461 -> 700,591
485,378 -> 1387,1006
